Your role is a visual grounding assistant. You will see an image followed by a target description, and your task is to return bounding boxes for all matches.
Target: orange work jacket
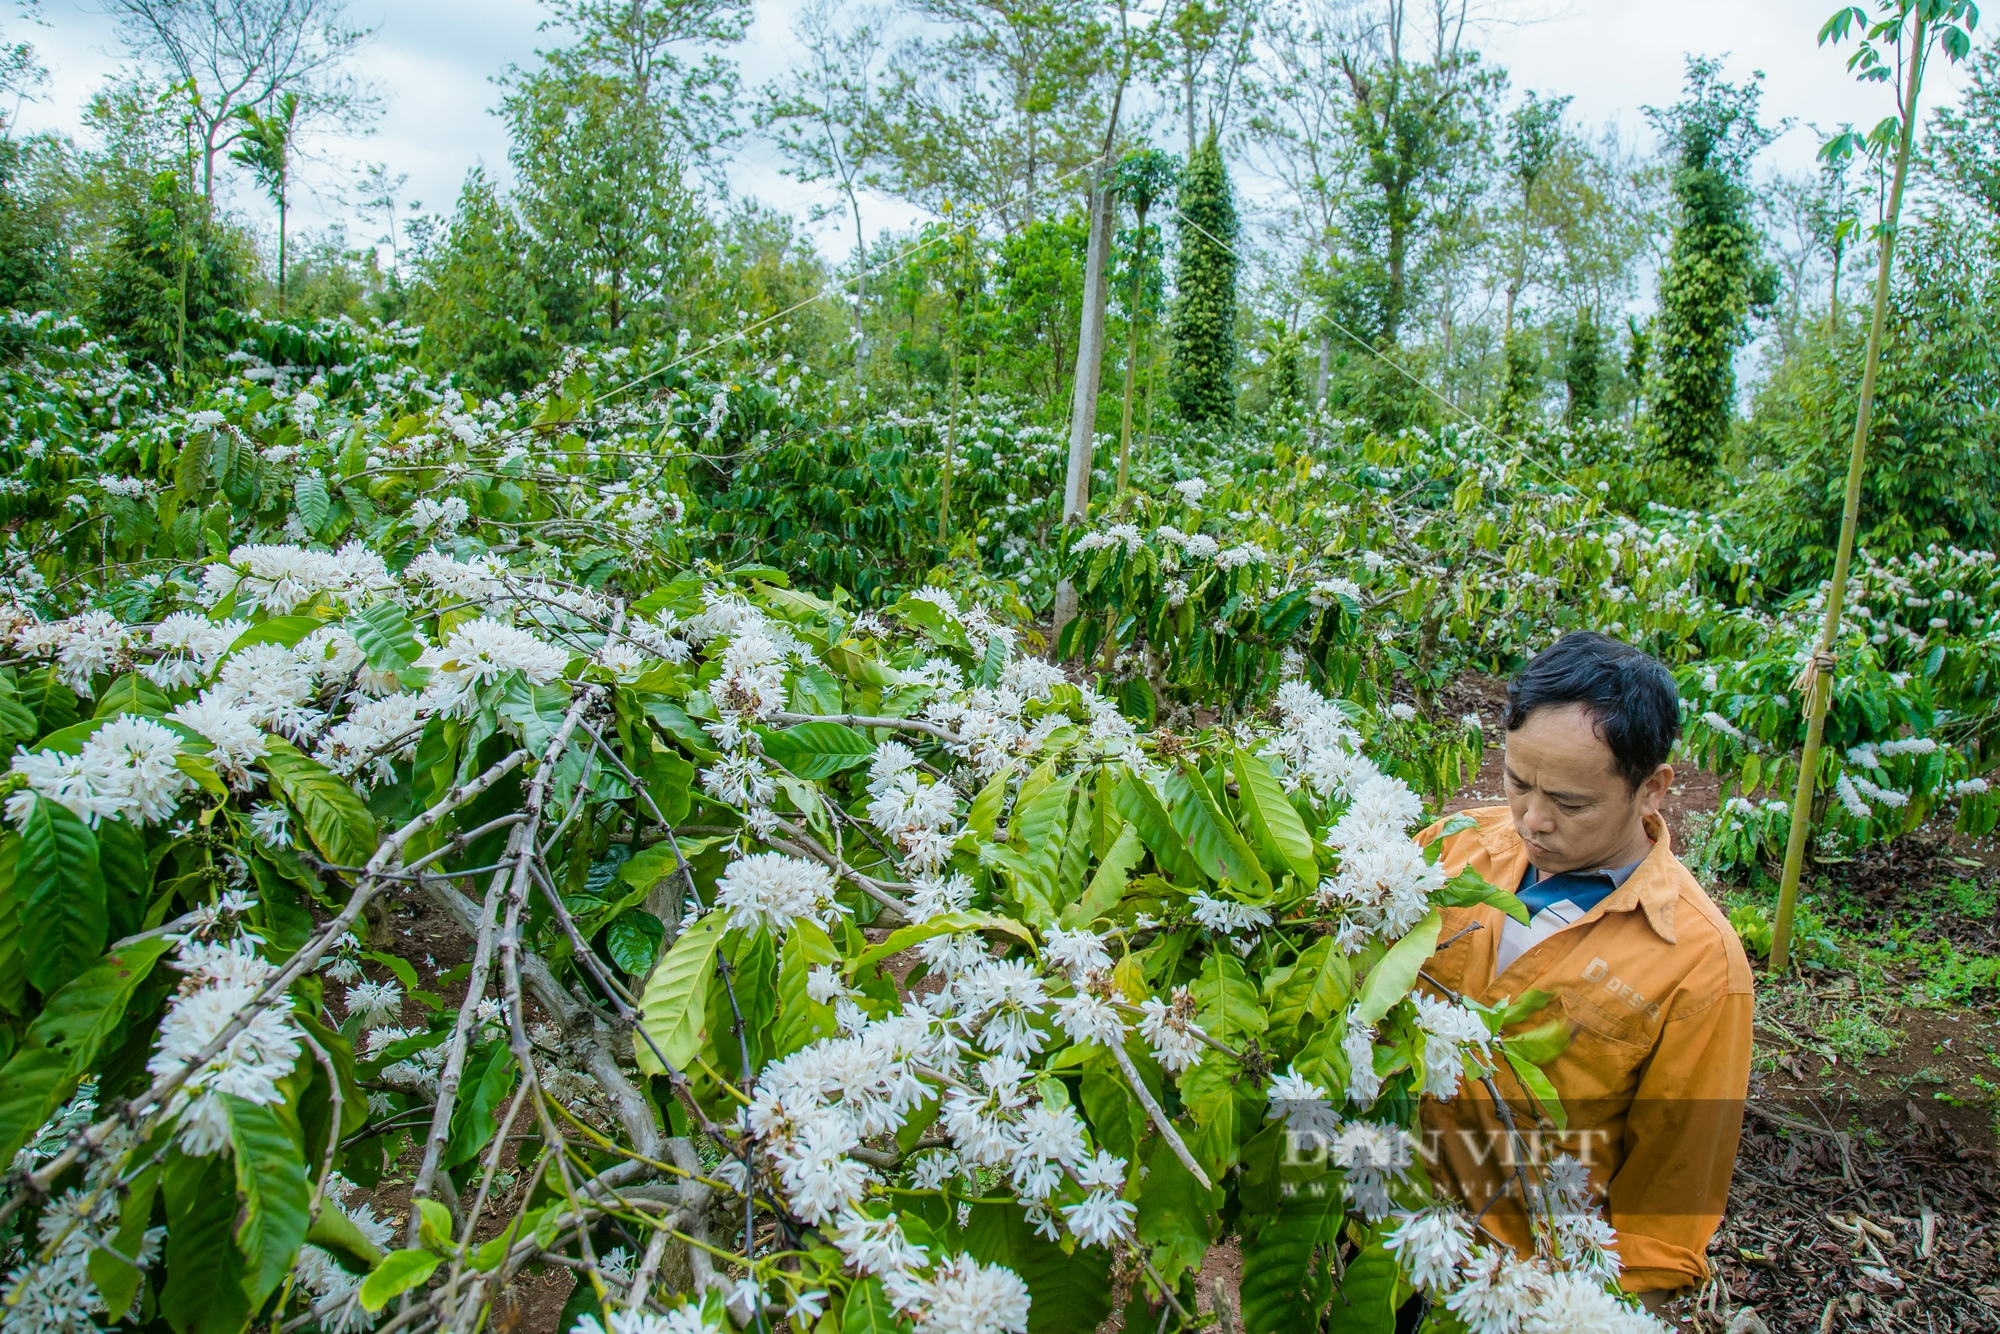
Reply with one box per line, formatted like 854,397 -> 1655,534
1413,806 -> 1753,1293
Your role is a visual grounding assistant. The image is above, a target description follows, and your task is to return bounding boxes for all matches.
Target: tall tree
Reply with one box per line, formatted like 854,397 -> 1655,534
1624,314 -> 1650,425
1061,0 -> 1135,540
1537,123 -> 1653,325
882,0 -> 1113,232
0,20 -> 66,312
0,134 -> 68,311
501,4 -> 719,345
1332,0 -> 1494,344
1761,164 -> 1860,350
1168,129 -> 1238,423
93,168 -> 250,382
757,2 -> 888,358
1494,325 -> 1537,434
1250,0 -> 1364,401
1157,0 -> 1257,157
1499,90 -> 1570,340
1921,40 -> 2000,217
1645,56 -> 1776,471
1564,309 -> 1601,423
408,170 -> 554,393
359,161 -> 416,298
537,0 -> 751,178
104,0 -> 375,202
0,2 -> 45,109
228,92 -> 298,312
1770,0 -> 1981,974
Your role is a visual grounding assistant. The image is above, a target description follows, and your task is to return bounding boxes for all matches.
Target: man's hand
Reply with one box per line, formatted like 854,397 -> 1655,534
1638,1288 -> 1678,1315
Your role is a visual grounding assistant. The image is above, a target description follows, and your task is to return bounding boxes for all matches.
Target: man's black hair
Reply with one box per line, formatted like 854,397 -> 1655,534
1505,631 -> 1680,791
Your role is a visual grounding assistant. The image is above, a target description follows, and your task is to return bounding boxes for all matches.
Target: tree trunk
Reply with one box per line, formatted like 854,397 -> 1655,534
1115,205 -> 1148,494
1770,10 -> 1929,974
277,186 -> 288,316
1384,187 -> 1408,343
850,189 -> 867,364
1052,180 -> 1117,650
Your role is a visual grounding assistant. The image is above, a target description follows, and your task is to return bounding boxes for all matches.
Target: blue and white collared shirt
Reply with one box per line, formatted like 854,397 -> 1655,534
1493,856 -> 1647,974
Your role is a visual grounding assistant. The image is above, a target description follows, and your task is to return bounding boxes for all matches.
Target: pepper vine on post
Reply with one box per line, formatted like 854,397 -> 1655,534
1770,0 -> 1978,974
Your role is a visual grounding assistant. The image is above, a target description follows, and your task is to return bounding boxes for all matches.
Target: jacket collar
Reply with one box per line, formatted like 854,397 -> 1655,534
1477,809 -> 1678,945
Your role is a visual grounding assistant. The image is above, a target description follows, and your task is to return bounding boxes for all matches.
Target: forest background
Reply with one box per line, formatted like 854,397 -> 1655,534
0,0 -> 1995,884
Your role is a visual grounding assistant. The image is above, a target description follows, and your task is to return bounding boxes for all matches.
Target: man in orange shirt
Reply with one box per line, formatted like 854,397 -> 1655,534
1416,632 -> 1754,1313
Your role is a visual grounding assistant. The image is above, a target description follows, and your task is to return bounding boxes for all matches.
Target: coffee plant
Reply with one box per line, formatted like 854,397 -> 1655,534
0,315 -> 1674,1334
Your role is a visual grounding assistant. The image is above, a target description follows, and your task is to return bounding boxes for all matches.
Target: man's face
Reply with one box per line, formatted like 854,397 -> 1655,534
1502,702 -> 1670,874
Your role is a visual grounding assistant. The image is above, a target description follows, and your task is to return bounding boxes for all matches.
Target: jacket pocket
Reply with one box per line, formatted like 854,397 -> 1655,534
1548,990 -> 1652,1108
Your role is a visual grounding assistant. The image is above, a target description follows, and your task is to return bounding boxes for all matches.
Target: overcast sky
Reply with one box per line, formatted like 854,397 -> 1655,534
8,0 -> 1974,262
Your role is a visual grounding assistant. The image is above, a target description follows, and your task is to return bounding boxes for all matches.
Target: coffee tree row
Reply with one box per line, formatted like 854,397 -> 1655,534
0,316 -> 1665,1334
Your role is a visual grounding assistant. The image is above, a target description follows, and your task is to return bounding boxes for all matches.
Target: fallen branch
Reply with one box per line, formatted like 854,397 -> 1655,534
0,744 -> 532,1225
1107,1039 -> 1212,1191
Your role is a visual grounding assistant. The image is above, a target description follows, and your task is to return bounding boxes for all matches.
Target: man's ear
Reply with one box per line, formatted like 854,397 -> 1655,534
1638,762 -> 1673,815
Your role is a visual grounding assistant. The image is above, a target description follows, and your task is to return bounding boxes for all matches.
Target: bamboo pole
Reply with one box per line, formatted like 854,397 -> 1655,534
1770,7 -> 1929,974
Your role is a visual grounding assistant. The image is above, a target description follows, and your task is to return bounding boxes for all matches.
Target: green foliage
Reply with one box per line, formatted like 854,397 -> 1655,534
91,170 -> 252,383
15,798 -> 107,996
406,169 -> 565,393
0,10 -> 1994,1327
1169,132 -> 1239,424
1646,57 -> 1778,474
0,134 -> 72,311
1737,213 -> 2000,583
501,66 -> 712,344
994,215 -> 1088,405
1564,311 -> 1603,423
1495,330 -> 1537,436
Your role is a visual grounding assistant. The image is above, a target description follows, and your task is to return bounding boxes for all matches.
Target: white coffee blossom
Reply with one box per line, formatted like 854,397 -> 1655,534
1136,988 -> 1205,1073
715,852 -> 845,934
1385,1208 -> 1474,1292
8,713 -> 192,828
892,1254 -> 1030,1334
144,612 -> 245,689
148,937 -> 303,1155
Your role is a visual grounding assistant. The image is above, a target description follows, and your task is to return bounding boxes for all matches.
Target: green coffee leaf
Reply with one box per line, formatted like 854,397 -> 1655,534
1351,909 -> 1443,1028
635,908 -> 729,1074
16,795 -> 107,996
759,720 -> 873,779
0,935 -> 171,1166
1168,760 -> 1268,893
1060,821 -> 1145,928
1433,864 -> 1530,925
92,673 -> 170,719
965,1201 -> 1113,1334
358,1249 -> 442,1312
226,615 -> 326,656
1233,746 -> 1319,886
347,600 -> 421,673
848,910 -> 1034,974
225,1094 -> 311,1307
607,910 -> 665,976
161,1148 -> 251,1334
262,736 -> 379,867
